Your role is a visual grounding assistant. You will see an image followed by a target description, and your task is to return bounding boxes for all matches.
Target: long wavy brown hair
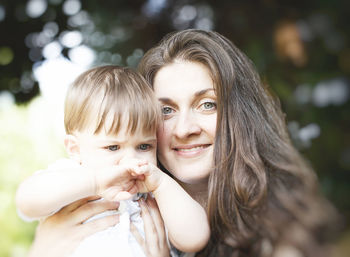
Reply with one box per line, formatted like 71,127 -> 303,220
138,29 -> 339,257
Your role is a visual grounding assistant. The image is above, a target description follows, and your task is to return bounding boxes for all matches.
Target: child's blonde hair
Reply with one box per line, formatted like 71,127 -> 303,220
64,65 -> 160,136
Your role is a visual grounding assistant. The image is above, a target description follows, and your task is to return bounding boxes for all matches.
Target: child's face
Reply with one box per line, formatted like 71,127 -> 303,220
75,124 -> 157,170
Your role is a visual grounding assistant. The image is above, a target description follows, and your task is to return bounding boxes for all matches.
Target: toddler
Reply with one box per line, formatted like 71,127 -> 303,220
16,65 -> 210,257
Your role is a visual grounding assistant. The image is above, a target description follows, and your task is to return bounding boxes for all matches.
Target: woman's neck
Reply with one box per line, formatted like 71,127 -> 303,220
177,179 -> 209,209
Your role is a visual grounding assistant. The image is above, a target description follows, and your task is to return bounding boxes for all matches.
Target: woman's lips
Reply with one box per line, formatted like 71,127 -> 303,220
173,144 -> 211,157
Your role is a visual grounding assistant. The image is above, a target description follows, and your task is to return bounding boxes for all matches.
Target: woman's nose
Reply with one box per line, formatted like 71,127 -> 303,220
174,111 -> 201,139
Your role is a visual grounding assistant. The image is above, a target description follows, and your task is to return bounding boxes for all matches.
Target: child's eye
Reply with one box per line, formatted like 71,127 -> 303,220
162,106 -> 174,115
138,144 -> 151,151
107,145 -> 119,151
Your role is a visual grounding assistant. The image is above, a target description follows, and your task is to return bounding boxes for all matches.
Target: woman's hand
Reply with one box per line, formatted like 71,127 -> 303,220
28,197 -> 120,257
131,196 -> 170,257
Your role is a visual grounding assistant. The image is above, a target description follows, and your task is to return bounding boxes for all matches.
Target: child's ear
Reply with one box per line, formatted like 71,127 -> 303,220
64,134 -> 81,163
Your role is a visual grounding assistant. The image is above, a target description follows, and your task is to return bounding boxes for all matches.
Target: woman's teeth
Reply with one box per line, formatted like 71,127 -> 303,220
177,146 -> 206,152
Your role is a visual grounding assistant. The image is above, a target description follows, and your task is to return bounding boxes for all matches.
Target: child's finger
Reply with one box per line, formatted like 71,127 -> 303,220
129,163 -> 150,177
128,184 -> 139,195
129,164 -> 150,177
113,183 -> 139,201
138,163 -> 151,175
137,159 -> 149,166
132,174 -> 145,180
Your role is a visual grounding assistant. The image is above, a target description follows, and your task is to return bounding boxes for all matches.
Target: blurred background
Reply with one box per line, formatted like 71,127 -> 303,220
0,0 -> 349,256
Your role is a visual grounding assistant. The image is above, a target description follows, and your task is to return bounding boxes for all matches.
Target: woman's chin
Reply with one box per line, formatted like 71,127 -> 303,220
173,171 -> 210,186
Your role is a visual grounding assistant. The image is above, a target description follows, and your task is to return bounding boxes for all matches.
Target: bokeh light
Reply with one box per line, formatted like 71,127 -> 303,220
0,5 -> 6,22
26,0 -> 47,18
42,41 -> 62,59
62,0 -> 81,16
68,45 -> 95,66
59,30 -> 83,48
0,47 -> 14,66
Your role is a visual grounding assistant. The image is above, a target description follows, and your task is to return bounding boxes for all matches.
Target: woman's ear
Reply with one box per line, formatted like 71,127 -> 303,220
64,134 -> 81,163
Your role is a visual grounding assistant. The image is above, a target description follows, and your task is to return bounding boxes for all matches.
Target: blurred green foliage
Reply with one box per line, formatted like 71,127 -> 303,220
0,0 -> 349,256
0,97 -> 66,256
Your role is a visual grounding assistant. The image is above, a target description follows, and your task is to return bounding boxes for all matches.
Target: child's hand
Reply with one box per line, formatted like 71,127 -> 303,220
87,157 -> 150,202
134,163 -> 165,194
119,156 -> 150,177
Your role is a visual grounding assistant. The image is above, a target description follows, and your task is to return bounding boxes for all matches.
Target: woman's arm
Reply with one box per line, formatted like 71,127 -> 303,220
27,197 -> 120,257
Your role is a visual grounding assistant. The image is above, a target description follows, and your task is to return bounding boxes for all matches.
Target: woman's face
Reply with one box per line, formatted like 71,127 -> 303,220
153,60 -> 217,185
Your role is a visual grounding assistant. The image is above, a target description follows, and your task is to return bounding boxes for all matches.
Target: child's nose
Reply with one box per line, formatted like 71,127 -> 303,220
118,153 -> 140,166
122,149 -> 138,160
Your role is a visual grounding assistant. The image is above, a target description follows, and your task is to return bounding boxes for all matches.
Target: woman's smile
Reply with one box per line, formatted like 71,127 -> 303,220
173,144 -> 211,157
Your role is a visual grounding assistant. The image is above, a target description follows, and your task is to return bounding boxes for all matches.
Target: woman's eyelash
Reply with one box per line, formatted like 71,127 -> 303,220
200,100 -> 217,110
203,101 -> 216,108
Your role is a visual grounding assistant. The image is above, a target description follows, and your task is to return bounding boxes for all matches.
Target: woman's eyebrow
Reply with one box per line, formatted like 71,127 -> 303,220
194,88 -> 215,97
157,88 -> 214,104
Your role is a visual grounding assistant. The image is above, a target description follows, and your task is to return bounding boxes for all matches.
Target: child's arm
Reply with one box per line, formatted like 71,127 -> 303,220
16,159 -> 146,219
16,160 -> 94,219
140,164 -> 210,253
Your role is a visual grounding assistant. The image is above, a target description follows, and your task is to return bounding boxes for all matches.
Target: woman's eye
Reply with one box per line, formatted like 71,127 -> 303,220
107,145 -> 119,151
139,144 -> 151,151
162,106 -> 173,115
200,101 -> 217,110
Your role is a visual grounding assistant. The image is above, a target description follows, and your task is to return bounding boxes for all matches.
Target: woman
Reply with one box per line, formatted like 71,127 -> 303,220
28,29 -> 338,257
